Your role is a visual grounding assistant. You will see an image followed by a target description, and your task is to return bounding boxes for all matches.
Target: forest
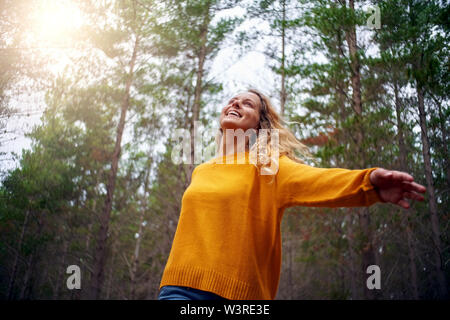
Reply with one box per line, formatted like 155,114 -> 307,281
0,0 -> 448,300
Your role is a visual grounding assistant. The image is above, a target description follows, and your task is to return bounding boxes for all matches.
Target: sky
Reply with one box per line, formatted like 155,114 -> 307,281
0,1 -> 283,174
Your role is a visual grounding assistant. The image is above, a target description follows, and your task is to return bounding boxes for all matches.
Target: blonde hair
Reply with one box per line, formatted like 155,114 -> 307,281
216,88 -> 315,175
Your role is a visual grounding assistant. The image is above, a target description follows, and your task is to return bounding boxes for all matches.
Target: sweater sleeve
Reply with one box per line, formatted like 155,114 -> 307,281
276,155 -> 383,209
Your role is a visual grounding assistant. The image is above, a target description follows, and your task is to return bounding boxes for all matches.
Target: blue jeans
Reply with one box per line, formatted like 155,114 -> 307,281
158,285 -> 227,300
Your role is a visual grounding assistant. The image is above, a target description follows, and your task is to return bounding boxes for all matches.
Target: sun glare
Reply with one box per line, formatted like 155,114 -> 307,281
31,0 -> 85,46
26,0 -> 88,76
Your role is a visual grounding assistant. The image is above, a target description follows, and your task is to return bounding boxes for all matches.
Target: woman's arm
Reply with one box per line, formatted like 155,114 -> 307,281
276,156 -> 426,209
277,156 -> 382,208
369,168 -> 426,209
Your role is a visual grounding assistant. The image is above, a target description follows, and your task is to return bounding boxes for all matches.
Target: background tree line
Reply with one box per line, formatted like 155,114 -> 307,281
0,0 -> 448,299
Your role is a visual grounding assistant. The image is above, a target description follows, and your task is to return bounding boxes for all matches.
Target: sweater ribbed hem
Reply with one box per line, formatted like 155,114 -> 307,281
159,265 -> 269,300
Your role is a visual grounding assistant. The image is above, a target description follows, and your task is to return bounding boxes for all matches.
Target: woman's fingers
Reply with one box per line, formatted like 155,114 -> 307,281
373,169 -> 427,208
394,191 -> 425,209
403,191 -> 425,201
402,181 -> 427,193
376,169 -> 416,186
389,170 -> 414,182
397,198 -> 410,209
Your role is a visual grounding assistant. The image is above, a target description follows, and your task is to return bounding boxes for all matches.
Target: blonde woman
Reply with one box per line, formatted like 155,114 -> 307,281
158,89 -> 426,300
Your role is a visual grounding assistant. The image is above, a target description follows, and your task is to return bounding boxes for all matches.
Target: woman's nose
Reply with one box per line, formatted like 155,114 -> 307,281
231,100 -> 241,108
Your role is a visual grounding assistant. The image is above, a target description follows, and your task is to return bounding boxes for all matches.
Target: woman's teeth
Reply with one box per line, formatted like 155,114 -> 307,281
227,111 -> 240,118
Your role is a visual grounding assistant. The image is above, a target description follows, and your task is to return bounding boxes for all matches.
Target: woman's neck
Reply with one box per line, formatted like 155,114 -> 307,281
217,134 -> 249,157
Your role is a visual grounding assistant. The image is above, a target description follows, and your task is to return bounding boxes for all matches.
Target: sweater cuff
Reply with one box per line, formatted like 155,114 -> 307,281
363,167 -> 384,205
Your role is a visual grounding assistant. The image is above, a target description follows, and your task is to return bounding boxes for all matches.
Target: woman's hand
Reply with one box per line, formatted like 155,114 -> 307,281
369,168 -> 427,209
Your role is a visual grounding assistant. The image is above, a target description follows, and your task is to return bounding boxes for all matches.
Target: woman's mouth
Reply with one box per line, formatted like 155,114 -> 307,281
226,110 -> 241,118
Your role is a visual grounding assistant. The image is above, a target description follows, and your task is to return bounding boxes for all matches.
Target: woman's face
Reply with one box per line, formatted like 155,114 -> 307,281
220,92 -> 261,131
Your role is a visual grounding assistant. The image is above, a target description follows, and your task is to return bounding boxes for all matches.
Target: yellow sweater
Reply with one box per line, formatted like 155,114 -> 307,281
159,152 -> 382,300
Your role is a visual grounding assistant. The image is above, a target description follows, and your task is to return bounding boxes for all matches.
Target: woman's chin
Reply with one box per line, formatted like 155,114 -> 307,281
220,119 -> 241,130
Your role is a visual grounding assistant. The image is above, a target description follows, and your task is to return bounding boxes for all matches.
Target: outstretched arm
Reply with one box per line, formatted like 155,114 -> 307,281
369,168 -> 426,209
277,156 -> 384,208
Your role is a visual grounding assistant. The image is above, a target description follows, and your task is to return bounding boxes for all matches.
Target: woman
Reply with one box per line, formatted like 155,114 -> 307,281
158,89 -> 426,300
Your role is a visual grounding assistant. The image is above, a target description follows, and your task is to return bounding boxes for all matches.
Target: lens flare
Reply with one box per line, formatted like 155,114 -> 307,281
31,0 -> 84,46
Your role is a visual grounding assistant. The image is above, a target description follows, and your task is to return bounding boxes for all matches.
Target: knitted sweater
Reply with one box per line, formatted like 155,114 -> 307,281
159,152 -> 382,300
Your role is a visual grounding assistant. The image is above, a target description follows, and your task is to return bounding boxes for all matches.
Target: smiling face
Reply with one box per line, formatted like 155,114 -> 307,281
219,92 -> 261,131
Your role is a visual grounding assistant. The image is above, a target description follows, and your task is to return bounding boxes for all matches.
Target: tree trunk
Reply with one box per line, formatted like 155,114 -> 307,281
130,165 -> 152,299
434,98 -> 450,189
405,220 -> 419,299
19,213 -> 44,300
344,0 -> 364,155
343,0 -> 377,300
7,209 -> 30,300
416,83 -> 448,299
394,80 -> 419,299
344,0 -> 362,117
19,252 -> 34,299
85,198 -> 96,252
105,239 -> 117,300
188,11 -> 209,181
90,35 -> 140,299
358,208 -> 380,300
393,82 -> 408,171
130,204 -> 145,300
53,240 -> 68,299
280,0 -> 286,117
105,237 -> 117,300
345,210 -> 360,299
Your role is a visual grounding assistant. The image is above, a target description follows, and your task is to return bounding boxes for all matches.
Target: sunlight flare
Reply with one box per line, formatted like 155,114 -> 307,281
31,0 -> 85,46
